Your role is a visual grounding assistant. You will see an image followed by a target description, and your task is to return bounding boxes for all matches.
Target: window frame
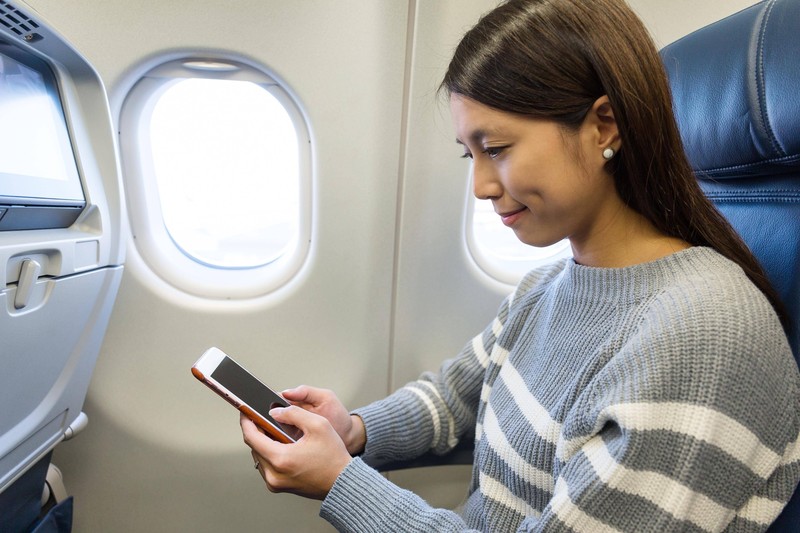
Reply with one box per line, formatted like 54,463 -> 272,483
118,56 -> 312,300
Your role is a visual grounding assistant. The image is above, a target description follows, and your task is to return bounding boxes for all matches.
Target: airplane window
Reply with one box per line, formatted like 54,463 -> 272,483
150,78 -> 298,268
119,57 -> 311,300
468,197 -> 572,285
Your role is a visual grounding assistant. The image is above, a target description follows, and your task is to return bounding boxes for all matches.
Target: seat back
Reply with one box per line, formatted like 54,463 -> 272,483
661,1 -> 800,529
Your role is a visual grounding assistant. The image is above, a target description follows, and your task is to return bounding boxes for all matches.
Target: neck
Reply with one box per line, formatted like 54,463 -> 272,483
570,201 -> 690,268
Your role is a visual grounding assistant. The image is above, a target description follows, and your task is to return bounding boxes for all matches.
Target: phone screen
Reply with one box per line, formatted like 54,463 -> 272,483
210,356 -> 301,440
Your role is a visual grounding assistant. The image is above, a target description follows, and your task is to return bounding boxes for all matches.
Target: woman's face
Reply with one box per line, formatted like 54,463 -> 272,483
450,94 -> 619,250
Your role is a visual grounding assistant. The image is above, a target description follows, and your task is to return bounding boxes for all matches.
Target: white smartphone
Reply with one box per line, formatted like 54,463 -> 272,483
191,347 -> 301,443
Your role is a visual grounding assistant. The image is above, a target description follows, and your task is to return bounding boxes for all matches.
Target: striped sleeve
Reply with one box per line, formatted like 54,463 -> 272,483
352,288 -> 517,464
321,457 -> 478,533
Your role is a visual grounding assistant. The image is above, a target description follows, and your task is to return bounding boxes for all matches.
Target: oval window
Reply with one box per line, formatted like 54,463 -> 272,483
118,57 -> 311,300
150,78 -> 299,268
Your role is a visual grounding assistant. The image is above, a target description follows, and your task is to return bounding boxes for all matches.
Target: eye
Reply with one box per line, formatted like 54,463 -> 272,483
483,146 -> 506,159
460,151 -> 473,159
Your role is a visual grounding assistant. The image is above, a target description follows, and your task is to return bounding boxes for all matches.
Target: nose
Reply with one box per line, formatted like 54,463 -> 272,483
472,159 -> 502,200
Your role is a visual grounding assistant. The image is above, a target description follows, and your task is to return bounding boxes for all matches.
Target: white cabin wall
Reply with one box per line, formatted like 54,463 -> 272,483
18,0 -> 761,531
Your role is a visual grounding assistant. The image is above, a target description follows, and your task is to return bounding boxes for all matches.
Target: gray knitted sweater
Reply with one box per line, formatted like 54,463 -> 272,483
320,247 -> 800,532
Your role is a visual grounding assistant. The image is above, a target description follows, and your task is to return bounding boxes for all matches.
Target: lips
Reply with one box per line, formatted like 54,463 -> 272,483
499,207 -> 526,226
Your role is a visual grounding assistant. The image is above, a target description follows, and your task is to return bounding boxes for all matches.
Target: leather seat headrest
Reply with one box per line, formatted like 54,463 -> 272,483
661,0 -> 800,180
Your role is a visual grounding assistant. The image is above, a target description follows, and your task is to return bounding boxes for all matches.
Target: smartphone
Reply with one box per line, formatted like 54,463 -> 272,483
191,347 -> 301,443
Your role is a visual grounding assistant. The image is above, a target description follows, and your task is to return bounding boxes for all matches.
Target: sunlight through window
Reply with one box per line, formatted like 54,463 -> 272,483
149,78 -> 299,268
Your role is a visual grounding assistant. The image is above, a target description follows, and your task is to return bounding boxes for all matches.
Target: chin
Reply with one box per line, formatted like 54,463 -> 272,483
514,233 -> 563,249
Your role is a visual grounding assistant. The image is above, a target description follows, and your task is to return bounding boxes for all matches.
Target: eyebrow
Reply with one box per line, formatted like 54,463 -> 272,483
455,129 -> 491,146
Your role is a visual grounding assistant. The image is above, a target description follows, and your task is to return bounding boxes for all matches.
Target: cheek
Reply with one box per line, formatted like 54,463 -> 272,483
501,159 -> 538,195
501,160 -> 561,204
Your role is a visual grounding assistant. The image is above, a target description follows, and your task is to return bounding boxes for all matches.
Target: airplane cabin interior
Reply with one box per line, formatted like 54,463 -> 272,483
0,0 -> 798,531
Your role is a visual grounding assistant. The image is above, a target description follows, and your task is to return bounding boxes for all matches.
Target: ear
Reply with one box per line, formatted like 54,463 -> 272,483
584,95 -> 620,155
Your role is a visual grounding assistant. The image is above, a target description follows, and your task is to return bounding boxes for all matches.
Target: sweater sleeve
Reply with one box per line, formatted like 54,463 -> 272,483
320,458 -> 479,533
317,295 -> 513,532
351,287 -> 517,466
523,287 -> 800,532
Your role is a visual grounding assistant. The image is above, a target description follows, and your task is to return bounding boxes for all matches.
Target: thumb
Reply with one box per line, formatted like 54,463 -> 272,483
281,385 -> 325,406
270,405 -> 325,434
281,385 -> 312,403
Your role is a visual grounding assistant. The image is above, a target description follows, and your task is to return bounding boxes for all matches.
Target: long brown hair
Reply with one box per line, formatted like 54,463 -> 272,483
441,0 -> 787,324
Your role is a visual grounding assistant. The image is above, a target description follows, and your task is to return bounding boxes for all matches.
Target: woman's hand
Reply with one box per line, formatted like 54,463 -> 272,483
281,385 -> 366,455
241,407 -> 352,500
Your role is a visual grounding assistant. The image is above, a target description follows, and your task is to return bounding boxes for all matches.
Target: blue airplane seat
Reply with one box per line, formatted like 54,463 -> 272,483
661,0 -> 800,530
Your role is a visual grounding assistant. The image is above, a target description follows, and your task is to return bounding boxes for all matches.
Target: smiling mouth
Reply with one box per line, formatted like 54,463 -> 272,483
499,207 -> 526,226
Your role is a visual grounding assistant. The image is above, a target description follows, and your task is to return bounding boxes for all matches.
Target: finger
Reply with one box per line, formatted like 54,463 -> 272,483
280,385 -> 314,403
240,414 -> 260,446
241,413 -> 284,455
283,385 -> 336,406
240,412 -> 260,434
269,405 -> 324,434
250,450 -> 268,481
251,450 -> 260,464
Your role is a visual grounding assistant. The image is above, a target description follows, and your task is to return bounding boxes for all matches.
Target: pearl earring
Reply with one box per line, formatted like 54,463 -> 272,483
602,147 -> 615,160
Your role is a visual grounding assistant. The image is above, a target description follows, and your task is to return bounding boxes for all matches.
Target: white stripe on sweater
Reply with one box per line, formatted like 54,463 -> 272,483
408,387 -> 441,445
735,495 -> 787,526
582,436 -> 733,532
783,432 -> 800,465
490,344 -> 509,366
484,404 -> 554,493
550,477 -> 624,533
474,334 -> 509,371
472,334 -> 490,368
558,403 -> 780,479
472,313 -> 506,369
492,317 -> 503,338
500,360 -> 562,445
735,433 -> 800,525
480,383 -> 492,403
416,381 -> 458,448
479,471 -> 541,519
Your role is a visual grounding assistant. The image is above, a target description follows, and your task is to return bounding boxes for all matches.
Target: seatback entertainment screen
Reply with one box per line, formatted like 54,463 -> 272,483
0,39 -> 85,230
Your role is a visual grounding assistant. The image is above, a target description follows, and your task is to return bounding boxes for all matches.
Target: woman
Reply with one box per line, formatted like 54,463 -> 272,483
241,0 -> 800,530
